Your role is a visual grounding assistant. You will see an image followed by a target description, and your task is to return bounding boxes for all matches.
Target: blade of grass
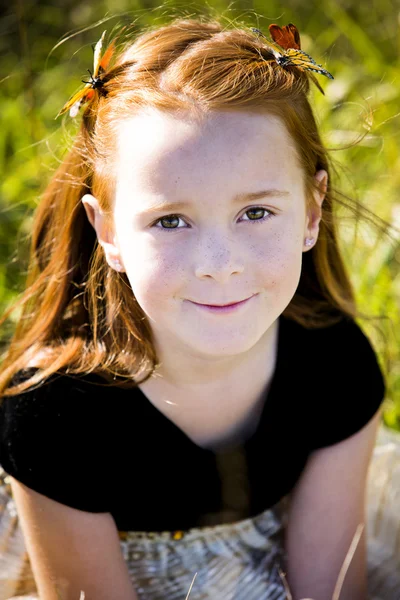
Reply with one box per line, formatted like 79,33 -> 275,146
277,522 -> 364,600
185,572 -> 197,600
332,523 -> 365,600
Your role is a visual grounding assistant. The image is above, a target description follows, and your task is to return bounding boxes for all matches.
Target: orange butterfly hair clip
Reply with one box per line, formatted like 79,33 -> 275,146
250,23 -> 334,95
55,29 -> 121,119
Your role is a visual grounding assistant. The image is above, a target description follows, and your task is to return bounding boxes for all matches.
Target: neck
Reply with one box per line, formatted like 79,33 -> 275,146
147,317 -> 280,394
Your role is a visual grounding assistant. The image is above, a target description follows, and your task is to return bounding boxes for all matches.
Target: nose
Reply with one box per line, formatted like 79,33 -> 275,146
194,233 -> 245,281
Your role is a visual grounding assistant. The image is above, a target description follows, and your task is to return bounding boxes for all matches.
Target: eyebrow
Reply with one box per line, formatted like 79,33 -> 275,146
137,189 -> 290,216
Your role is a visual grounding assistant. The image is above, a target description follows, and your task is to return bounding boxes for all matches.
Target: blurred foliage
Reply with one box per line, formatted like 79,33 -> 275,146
0,0 -> 399,427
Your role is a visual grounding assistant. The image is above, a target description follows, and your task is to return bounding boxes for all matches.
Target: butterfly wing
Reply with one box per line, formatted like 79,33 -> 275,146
269,23 -> 301,50
285,48 -> 334,79
69,88 -> 96,117
55,84 -> 93,119
286,24 -> 301,49
98,40 -> 115,73
92,30 -> 106,78
98,25 -> 127,73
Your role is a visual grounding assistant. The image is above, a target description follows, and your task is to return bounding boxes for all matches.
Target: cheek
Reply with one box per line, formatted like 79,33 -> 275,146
252,228 -> 303,289
119,236 -> 185,305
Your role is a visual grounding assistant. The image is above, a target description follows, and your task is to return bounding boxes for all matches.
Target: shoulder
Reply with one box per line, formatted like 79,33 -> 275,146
1,368 -> 105,425
282,313 -> 385,382
312,315 -> 385,392
0,368 -> 112,512
287,313 -> 385,380
288,315 -> 386,450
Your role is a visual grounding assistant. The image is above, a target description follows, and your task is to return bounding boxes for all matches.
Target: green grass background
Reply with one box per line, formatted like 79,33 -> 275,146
1,0 -> 399,429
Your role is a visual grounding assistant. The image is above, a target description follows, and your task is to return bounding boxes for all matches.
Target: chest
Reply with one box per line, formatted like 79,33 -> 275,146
137,365 -> 276,452
113,372 -> 309,531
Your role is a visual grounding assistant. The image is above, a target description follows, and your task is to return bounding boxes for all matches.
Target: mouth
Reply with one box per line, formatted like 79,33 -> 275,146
195,298 -> 251,307
189,294 -> 257,312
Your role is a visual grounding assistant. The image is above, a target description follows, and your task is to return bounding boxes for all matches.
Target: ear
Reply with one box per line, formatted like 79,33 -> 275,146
81,194 -> 125,272
303,170 -> 328,252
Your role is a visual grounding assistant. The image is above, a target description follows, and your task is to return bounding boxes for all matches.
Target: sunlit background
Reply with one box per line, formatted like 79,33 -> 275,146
1,0 -> 399,428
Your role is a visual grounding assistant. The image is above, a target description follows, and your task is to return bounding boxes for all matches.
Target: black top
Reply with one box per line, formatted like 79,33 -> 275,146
0,314 -> 386,532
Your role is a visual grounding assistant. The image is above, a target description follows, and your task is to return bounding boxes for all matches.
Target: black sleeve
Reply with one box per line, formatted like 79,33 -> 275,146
0,368 -> 111,513
307,318 -> 386,451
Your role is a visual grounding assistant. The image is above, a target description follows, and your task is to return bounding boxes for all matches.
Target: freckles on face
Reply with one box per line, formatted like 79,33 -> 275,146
117,233 -> 188,317
250,223 -> 304,299
117,213 -> 304,327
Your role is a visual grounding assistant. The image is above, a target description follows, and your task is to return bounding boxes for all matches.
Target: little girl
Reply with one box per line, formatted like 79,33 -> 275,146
0,15 -> 395,600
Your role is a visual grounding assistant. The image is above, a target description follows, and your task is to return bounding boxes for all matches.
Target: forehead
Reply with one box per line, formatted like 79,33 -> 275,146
114,108 -> 303,196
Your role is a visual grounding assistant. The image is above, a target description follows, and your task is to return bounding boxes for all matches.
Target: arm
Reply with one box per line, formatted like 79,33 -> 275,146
10,478 -> 138,600
284,407 -> 381,600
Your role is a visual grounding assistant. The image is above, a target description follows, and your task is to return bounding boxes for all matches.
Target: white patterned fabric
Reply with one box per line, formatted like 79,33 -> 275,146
118,497 -> 289,600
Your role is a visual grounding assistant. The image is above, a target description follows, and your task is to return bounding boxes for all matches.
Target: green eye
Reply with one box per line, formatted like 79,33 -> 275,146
151,207 -> 276,232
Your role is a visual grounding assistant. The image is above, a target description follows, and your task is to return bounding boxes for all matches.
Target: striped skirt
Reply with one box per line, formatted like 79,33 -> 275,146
1,424 -> 400,600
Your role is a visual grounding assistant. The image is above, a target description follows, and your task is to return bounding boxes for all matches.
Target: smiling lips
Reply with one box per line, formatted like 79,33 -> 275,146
189,294 -> 256,313
197,298 -> 249,307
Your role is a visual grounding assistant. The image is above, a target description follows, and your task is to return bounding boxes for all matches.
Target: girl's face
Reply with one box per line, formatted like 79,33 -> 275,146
83,108 -> 327,369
